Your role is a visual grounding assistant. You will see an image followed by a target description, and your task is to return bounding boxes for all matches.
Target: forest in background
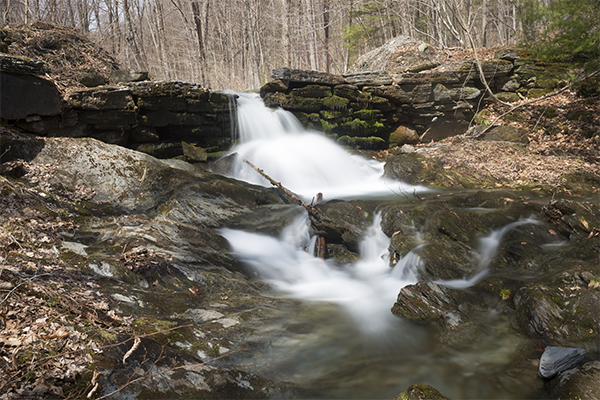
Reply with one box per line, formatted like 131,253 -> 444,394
1,0 -> 598,90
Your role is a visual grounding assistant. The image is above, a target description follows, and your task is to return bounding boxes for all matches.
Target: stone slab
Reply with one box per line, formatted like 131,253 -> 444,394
0,72 -> 62,120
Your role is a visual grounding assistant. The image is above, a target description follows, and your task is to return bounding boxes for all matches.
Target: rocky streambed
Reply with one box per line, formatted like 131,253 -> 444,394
1,129 -> 599,399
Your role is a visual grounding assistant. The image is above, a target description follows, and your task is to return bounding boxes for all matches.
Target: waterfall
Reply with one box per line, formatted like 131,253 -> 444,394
225,92 -> 427,201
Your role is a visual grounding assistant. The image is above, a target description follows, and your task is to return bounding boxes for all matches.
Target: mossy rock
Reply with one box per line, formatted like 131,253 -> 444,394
339,118 -> 386,137
333,84 -> 361,101
320,119 -> 339,133
337,135 -> 386,150
389,125 -> 419,148
526,88 -> 553,98
503,112 -> 528,123
560,172 -> 600,195
573,75 -> 600,97
495,91 -> 520,103
383,153 -> 498,189
567,109 -> 594,123
292,84 -> 332,98
326,243 -> 360,264
474,109 -> 492,125
323,95 -> 350,111
370,95 -> 395,112
287,95 -> 325,113
395,383 -> 450,400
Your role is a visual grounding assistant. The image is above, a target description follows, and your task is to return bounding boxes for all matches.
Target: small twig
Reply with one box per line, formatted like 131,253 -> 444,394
0,145 -> 11,161
531,106 -> 548,134
122,336 -> 141,364
0,273 -> 50,306
242,157 -> 309,209
7,232 -> 25,250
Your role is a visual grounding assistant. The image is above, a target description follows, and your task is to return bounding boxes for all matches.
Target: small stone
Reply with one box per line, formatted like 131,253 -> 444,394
110,69 -> 149,83
399,144 -> 416,153
77,72 -> 107,87
539,346 -> 587,379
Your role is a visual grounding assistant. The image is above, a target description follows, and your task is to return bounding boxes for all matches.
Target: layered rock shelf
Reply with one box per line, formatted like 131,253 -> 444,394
1,54 -> 235,161
260,56 -> 538,149
0,49 -> 573,155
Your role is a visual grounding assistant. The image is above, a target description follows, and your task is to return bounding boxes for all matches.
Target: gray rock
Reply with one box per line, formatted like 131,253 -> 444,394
65,86 -> 135,111
271,67 -> 346,85
496,49 -> 518,62
433,83 -> 481,102
0,54 -> 44,75
77,72 -> 107,87
461,60 -> 514,79
182,141 -> 208,162
478,125 -> 529,143
110,69 -> 149,83
539,346 -> 587,379
501,77 -> 521,92
399,144 -> 416,153
0,72 -> 62,120
343,71 -> 393,86
259,79 -> 289,97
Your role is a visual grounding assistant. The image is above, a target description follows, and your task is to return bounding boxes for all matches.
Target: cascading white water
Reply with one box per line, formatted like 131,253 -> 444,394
226,92 -> 427,201
221,213 -> 418,334
436,216 -> 539,289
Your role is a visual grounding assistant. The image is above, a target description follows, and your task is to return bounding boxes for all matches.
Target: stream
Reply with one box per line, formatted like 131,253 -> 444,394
213,93 -> 546,398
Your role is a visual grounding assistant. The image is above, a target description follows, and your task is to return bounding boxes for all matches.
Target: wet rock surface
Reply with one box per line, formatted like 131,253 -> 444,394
539,346 -> 587,379
395,383 -> 450,400
546,361 -> 600,400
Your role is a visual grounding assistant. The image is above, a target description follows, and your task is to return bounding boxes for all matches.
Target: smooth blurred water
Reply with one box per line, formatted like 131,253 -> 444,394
226,92 -> 427,202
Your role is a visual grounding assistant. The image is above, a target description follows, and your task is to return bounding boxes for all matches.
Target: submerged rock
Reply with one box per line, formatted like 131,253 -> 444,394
539,346 -> 587,379
391,281 -> 488,345
395,383 -> 450,400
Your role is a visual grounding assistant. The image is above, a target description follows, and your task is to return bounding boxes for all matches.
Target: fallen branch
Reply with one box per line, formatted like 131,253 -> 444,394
242,157 -> 310,210
468,68 -> 600,139
243,157 -> 332,258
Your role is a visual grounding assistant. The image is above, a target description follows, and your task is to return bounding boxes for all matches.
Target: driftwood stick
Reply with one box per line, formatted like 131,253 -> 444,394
243,157 -> 332,258
242,157 -> 315,213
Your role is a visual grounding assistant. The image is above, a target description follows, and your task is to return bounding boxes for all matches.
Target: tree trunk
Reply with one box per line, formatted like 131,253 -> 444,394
281,0 -> 291,67
123,0 -> 144,70
191,0 -> 210,87
323,0 -> 330,73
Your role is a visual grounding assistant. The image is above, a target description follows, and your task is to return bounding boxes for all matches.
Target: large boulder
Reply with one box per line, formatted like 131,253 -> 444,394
0,72 -> 62,120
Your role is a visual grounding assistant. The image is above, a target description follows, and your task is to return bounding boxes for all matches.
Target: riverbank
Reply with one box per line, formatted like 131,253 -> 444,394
377,90 -> 599,196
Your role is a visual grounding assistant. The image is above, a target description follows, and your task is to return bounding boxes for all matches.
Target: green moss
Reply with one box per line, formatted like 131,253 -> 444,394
320,119 -> 339,133
323,95 -> 350,111
474,109 -> 492,125
337,135 -> 386,150
132,318 -> 183,344
504,112 -> 528,123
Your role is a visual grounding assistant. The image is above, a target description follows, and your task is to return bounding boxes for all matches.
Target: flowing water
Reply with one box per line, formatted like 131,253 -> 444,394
217,93 -> 543,399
